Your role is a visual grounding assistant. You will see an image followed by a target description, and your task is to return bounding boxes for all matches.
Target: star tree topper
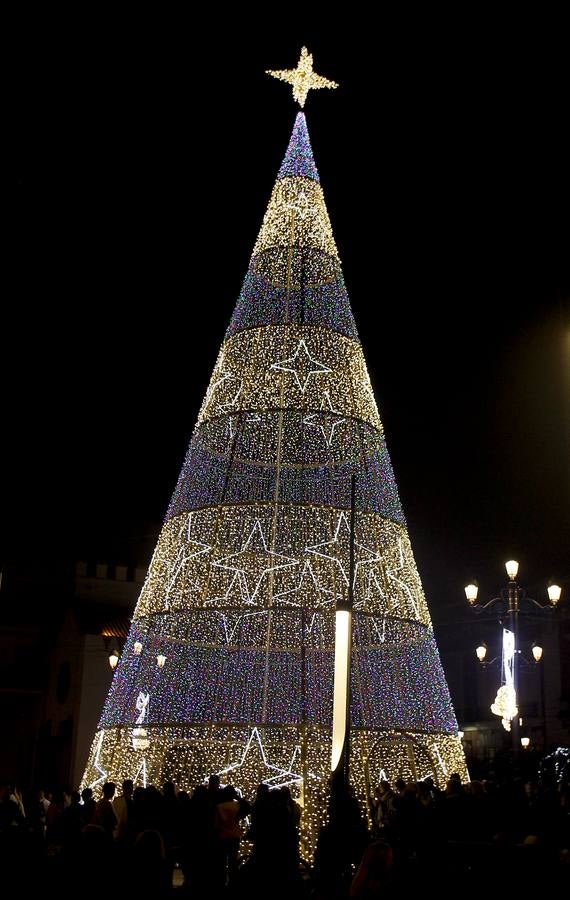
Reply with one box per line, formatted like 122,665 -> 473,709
267,47 -> 338,107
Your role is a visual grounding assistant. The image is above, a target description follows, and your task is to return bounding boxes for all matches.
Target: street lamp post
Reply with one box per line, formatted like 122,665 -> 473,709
464,561 -> 562,763
506,561 -> 521,753
539,653 -> 547,748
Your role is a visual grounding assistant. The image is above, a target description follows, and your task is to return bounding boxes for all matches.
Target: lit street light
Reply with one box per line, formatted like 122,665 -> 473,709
475,644 -> 487,663
464,561 -> 562,760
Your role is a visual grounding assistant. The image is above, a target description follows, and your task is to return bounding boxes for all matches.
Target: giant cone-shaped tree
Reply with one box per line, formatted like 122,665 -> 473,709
82,112 -> 467,853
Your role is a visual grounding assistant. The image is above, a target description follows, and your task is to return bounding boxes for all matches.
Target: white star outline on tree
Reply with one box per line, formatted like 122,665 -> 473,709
205,351 -> 244,420
271,339 -> 331,393
385,538 -> 420,618
302,391 -> 346,447
286,189 -> 311,219
359,539 -> 420,618
218,610 -> 267,645
130,758 -> 148,789
371,615 -> 388,644
162,515 -> 212,609
209,520 -> 298,605
273,559 -> 340,608
304,611 -> 331,647
305,511 -> 382,589
87,732 -> 109,790
216,727 -> 302,789
357,569 -> 397,614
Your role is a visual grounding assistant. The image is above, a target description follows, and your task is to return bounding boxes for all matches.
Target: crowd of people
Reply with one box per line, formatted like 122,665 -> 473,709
0,770 -> 568,897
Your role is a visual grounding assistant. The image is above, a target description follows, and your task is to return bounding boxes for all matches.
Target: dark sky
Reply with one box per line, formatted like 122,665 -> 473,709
5,15 -> 569,621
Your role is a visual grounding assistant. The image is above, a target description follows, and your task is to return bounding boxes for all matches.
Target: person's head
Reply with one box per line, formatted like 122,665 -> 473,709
162,781 -> 176,800
192,784 -> 208,801
81,787 -> 93,803
122,779 -> 134,798
256,783 -> 270,801
208,774 -> 220,792
102,782 -> 116,800
446,777 -> 462,796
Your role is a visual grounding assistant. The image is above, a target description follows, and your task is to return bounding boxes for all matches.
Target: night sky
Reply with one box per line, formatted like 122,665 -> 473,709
5,17 -> 569,624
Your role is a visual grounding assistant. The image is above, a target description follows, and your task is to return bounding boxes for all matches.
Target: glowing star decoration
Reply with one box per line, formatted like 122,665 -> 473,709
216,381 -> 243,416
304,611 -> 329,642
274,560 -> 337,607
303,392 -> 346,447
385,539 -> 420,619
204,352 -> 244,419
163,519 -> 212,607
212,519 -> 298,604
360,373 -> 376,403
271,339 -> 332,393
286,189 -> 311,219
135,691 -> 150,726
204,351 -> 232,396
217,727 -> 302,789
266,46 -> 338,108
88,732 -> 109,790
372,617 -> 387,644
219,610 -> 267,645
361,569 -> 397,614
306,512 -> 381,586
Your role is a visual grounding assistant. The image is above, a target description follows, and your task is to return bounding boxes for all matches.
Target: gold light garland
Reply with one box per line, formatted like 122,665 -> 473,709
82,725 -> 466,858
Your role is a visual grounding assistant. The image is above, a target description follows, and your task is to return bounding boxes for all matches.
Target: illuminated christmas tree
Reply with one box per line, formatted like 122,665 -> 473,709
82,50 -> 467,853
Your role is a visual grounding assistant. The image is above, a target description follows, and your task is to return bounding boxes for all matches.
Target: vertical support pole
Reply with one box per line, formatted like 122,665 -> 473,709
331,474 -> 356,792
539,659 -> 547,750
